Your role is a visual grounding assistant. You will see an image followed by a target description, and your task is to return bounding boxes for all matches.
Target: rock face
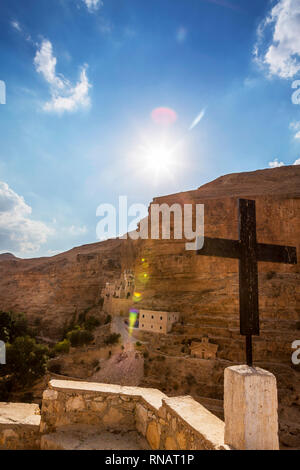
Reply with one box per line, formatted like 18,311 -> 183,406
0,253 -> 18,261
0,238 -> 137,338
0,165 -> 299,447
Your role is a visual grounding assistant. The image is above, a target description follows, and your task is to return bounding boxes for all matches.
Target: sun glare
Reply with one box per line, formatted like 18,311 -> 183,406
136,135 -> 183,182
143,142 -> 173,172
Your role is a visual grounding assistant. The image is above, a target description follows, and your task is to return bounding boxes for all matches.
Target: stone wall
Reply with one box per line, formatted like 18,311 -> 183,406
40,379 -> 230,450
0,402 -> 41,450
103,298 -> 133,316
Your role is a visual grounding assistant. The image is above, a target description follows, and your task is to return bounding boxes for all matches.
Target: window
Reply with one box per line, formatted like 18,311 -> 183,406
160,326 -> 162,330
142,324 -> 144,327
151,325 -> 153,328
142,314 -> 145,318
151,315 -> 154,319
160,316 -> 163,320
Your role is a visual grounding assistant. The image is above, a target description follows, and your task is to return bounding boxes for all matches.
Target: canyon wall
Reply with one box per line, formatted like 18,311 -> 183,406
0,165 -> 299,446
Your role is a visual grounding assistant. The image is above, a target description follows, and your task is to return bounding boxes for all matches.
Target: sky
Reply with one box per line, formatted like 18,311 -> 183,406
0,0 -> 300,257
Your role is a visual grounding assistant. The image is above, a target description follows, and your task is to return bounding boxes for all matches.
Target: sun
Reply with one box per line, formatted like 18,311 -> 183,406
136,135 -> 183,181
128,129 -> 185,185
143,142 -> 173,172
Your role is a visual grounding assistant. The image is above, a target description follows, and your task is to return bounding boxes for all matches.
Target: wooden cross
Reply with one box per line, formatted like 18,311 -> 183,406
197,199 -> 297,366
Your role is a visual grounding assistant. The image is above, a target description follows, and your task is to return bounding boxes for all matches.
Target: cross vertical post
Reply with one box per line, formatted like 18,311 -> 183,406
238,199 -> 259,366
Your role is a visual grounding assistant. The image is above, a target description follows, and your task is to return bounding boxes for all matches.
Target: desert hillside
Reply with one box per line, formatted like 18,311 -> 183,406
0,165 -> 299,447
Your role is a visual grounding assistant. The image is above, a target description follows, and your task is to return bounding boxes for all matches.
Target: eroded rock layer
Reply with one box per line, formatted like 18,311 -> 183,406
0,165 -> 299,447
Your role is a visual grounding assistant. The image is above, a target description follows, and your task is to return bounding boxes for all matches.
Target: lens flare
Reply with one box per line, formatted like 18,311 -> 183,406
129,309 -> 138,335
133,291 -> 142,303
151,107 -> 177,126
137,272 -> 149,284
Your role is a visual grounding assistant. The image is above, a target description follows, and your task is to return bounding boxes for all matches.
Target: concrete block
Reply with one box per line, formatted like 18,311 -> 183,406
224,365 -> 279,450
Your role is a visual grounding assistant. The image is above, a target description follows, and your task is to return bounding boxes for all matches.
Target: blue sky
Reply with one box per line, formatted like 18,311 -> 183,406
0,0 -> 300,257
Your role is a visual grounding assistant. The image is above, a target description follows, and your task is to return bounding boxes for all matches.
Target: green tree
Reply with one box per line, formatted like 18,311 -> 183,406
54,339 -> 70,354
0,311 -> 29,343
84,316 -> 100,331
104,333 -> 121,345
66,329 -> 94,347
5,336 -> 49,387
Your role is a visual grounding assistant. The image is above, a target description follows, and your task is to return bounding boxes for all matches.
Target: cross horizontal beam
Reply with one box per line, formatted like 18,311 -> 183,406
256,243 -> 297,264
197,237 -> 297,265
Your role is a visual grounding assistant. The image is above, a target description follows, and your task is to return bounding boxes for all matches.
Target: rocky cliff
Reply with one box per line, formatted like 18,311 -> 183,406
0,165 -> 299,447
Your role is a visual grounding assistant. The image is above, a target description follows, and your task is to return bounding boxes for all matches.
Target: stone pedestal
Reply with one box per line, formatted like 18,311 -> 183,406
224,365 -> 279,450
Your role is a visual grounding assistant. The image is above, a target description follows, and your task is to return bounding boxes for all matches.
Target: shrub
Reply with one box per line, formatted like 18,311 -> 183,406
143,351 -> 149,358
105,314 -> 112,325
136,341 -> 142,347
48,348 -> 56,359
61,312 -> 77,339
78,312 -> 86,325
54,339 -> 70,354
67,329 -> 94,347
84,316 -> 100,331
104,333 -> 120,345
0,377 -> 12,401
48,362 -> 61,374
0,311 -> 29,343
5,336 -> 49,387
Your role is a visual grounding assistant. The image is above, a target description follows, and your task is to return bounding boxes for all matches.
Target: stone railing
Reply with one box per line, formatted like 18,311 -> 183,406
0,366 -> 279,450
0,402 -> 41,450
40,379 -> 230,450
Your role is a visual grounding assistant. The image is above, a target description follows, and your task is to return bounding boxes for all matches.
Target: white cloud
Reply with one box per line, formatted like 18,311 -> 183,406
254,0 -> 300,79
0,182 -> 52,254
11,20 -> 21,32
268,157 -> 300,167
189,108 -> 206,130
47,249 -> 61,256
34,39 -> 91,113
11,19 -> 35,45
290,121 -> 300,139
98,18 -> 113,34
83,0 -> 103,12
67,225 -> 87,236
269,158 -> 285,168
